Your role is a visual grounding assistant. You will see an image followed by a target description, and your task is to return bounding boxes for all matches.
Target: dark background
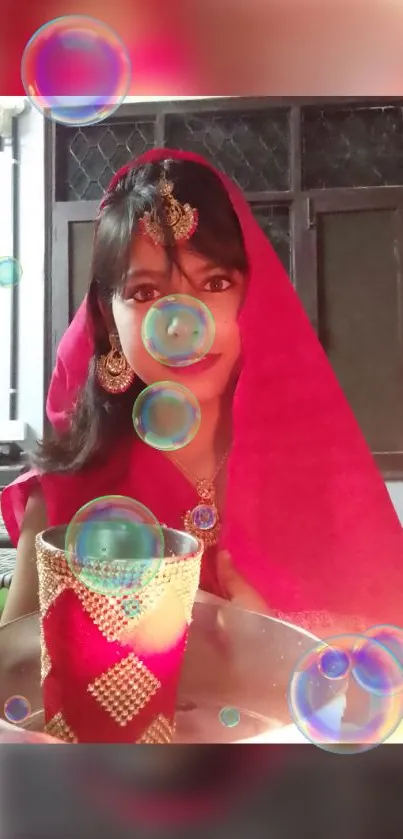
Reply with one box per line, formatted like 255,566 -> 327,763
1,743 -> 402,838
46,96 -> 403,478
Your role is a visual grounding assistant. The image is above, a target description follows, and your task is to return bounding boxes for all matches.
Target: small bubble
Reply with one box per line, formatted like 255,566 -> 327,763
0,257 -> 22,288
319,646 -> 351,680
122,598 -> 141,618
219,706 -> 241,728
133,381 -> 201,452
4,696 -> 31,724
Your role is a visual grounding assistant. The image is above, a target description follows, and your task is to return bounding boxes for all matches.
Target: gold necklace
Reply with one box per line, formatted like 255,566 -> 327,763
172,450 -> 229,549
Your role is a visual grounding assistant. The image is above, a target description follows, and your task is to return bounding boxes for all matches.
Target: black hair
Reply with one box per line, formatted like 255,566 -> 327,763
35,158 -> 248,474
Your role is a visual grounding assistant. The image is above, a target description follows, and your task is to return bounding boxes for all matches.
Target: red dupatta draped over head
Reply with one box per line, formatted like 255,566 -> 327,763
3,147 -> 403,630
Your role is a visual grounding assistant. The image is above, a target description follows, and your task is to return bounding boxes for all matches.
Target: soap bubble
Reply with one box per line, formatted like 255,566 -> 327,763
21,15 -> 131,126
318,646 -> 351,680
353,628 -> 403,697
122,597 -> 141,619
142,294 -> 215,367
219,707 -> 241,728
4,696 -> 31,725
133,381 -> 201,451
65,495 -> 164,596
363,624 -> 403,669
0,257 -> 22,288
288,634 -> 403,753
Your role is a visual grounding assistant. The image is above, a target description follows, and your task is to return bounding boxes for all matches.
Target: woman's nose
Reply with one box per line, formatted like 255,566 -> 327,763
163,274 -> 202,341
166,314 -> 199,338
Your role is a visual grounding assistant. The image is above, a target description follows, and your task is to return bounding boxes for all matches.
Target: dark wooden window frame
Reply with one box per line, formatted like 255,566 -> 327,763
302,187 -> 403,479
45,95 -> 403,476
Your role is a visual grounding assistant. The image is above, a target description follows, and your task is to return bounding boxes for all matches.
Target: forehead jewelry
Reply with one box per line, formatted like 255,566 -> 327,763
139,176 -> 199,246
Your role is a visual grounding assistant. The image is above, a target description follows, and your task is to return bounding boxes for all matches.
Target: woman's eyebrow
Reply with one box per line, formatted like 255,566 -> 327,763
126,268 -> 168,281
192,261 -> 227,276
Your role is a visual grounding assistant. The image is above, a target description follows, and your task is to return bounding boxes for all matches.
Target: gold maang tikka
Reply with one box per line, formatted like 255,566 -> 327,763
139,176 -> 199,246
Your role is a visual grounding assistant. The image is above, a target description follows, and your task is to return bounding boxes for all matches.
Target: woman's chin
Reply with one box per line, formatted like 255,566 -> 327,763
167,374 -> 230,405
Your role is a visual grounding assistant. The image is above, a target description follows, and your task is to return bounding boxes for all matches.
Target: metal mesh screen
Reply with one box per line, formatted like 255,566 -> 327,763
55,119 -> 156,201
251,204 -> 291,276
302,104 -> 403,190
164,110 -> 290,192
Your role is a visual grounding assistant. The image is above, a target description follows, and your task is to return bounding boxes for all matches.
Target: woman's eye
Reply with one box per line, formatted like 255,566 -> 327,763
204,276 -> 233,292
131,285 -> 161,303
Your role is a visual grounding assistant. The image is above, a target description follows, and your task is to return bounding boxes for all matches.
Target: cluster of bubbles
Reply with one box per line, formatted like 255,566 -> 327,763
65,294 -> 215,596
288,624 -> 403,753
19,22 -> 403,757
21,16 -> 217,600
132,294 -> 215,453
20,13 -> 216,453
4,695 -> 31,725
20,15 -> 216,453
65,294 -> 215,595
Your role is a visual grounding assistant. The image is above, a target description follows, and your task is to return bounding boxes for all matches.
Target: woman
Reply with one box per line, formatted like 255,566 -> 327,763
2,148 -> 403,634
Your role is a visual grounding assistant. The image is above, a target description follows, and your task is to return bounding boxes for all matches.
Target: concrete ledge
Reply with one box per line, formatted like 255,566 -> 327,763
0,421 -> 36,453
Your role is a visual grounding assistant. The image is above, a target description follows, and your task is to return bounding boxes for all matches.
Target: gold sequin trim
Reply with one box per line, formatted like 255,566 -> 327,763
36,543 -> 72,616
134,555 -> 201,626
87,653 -> 161,727
45,712 -> 78,743
137,714 -> 175,744
77,586 -> 134,641
36,536 -> 202,643
40,624 -> 52,685
170,555 -> 201,623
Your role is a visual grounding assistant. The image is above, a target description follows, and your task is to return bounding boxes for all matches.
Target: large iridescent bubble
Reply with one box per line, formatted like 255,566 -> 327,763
142,294 -> 215,367
65,495 -> 164,596
288,634 -> 403,753
133,382 -> 201,452
21,15 -> 131,126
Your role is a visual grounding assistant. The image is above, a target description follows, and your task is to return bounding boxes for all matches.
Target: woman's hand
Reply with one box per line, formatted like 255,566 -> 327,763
216,550 -> 272,615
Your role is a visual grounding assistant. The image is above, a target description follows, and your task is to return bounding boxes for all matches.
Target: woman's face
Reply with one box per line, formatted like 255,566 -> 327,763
111,234 -> 246,404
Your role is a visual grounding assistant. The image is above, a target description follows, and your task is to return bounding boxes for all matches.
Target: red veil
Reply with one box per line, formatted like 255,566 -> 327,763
3,148 -> 403,631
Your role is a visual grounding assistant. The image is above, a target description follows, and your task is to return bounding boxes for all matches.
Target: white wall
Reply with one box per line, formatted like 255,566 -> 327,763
0,143 -> 13,422
16,106 -> 45,441
386,483 -> 403,524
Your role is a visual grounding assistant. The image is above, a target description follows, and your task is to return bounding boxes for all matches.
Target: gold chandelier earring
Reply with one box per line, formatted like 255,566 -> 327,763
96,333 -> 135,394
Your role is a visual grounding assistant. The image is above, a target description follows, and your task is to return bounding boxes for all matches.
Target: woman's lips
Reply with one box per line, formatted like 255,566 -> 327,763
165,354 -> 222,376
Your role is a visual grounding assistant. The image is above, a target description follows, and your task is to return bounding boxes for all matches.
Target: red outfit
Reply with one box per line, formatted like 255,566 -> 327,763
2,148 -> 403,632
